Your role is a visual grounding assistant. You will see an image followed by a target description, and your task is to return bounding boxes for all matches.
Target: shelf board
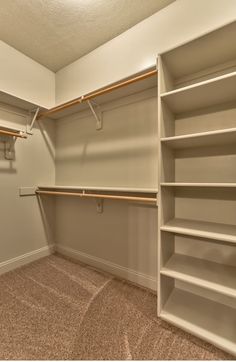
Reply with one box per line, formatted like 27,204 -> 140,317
161,128 -> 236,149
161,218 -> 236,244
47,74 -> 157,120
36,186 -> 158,204
160,21 -> 236,82
37,185 -> 158,194
161,254 -> 236,298
161,288 -> 236,356
0,90 -> 47,113
161,183 -> 236,188
160,72 -> 236,114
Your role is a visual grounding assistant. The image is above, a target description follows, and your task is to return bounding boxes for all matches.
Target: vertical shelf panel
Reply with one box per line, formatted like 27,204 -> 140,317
157,22 -> 236,357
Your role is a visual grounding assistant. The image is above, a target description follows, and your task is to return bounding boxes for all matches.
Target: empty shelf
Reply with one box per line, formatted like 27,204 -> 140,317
161,128 -> 236,149
160,72 -> 236,114
160,22 -> 236,83
161,218 -> 236,244
161,288 -> 236,356
161,254 -> 236,298
36,185 -> 158,204
38,69 -> 157,120
161,183 -> 236,188
38,185 -> 158,193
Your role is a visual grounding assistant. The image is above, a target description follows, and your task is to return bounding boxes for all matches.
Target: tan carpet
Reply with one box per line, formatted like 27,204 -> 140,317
0,254 -> 232,360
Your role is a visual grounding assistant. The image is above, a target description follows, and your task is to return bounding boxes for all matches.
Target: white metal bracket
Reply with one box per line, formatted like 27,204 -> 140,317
96,199 -> 103,213
19,187 -> 37,196
4,137 -> 16,160
27,107 -> 40,134
87,100 -> 103,130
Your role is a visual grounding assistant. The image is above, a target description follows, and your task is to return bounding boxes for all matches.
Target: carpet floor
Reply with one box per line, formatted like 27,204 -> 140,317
0,254 -> 233,360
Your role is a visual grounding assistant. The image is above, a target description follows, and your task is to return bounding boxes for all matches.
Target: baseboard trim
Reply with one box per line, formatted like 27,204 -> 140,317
0,245 -> 55,276
56,245 -> 156,291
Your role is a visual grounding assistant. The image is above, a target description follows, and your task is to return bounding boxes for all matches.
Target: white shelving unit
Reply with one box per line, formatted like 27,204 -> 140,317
158,21 -> 236,356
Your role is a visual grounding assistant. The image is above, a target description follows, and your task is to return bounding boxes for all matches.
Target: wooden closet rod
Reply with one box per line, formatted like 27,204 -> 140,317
0,129 -> 27,138
37,69 -> 157,120
36,190 -> 157,203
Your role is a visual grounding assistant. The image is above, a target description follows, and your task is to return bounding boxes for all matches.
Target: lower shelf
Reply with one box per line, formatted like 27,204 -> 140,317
161,218 -> 236,244
161,254 -> 236,298
161,288 -> 236,356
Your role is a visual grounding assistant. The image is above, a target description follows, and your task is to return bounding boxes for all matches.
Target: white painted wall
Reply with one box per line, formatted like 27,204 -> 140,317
0,103 -> 56,273
0,41 -> 55,109
55,88 -> 158,290
1,0 -> 236,108
55,89 -> 157,189
56,0 -> 236,104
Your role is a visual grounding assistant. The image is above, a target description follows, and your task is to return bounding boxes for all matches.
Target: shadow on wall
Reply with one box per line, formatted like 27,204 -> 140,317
36,194 -> 56,247
38,120 -> 55,162
0,136 -> 16,173
54,196 -> 157,287
55,92 -> 158,188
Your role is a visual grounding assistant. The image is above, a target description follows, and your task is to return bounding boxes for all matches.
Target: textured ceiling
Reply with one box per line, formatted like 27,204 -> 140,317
0,0 -> 175,72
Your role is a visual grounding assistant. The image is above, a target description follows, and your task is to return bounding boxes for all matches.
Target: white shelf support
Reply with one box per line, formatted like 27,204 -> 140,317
87,100 -> 103,130
96,199 -> 103,213
27,107 -> 40,134
82,189 -> 103,212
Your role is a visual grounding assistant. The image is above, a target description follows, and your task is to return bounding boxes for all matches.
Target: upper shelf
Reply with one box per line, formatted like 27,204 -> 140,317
160,21 -> 236,85
160,71 -> 236,114
37,68 -> 157,120
0,90 -> 47,113
38,185 -> 158,193
37,185 -> 158,204
0,69 -> 157,121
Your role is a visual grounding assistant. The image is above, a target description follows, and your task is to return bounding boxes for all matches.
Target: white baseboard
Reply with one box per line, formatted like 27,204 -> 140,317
56,244 -> 157,291
0,245 -> 55,276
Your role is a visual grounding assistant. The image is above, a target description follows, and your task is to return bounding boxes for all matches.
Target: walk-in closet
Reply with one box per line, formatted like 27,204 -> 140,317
0,1 -> 236,360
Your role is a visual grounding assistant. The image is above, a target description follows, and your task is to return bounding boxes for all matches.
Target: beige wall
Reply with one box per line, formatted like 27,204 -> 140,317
55,0 -> 236,104
55,88 -> 158,289
1,0 -> 235,109
0,103 -> 55,273
56,199 -> 157,290
0,41 -> 55,109
56,89 -> 157,189
1,0 -> 236,290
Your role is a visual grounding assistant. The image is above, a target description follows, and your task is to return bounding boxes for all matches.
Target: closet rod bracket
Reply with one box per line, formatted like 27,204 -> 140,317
27,107 -> 40,134
86,100 -> 103,130
96,199 -> 103,213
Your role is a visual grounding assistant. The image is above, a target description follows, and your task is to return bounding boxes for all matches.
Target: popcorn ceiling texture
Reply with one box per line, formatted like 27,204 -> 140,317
0,0 -> 175,72
0,254 -> 232,360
